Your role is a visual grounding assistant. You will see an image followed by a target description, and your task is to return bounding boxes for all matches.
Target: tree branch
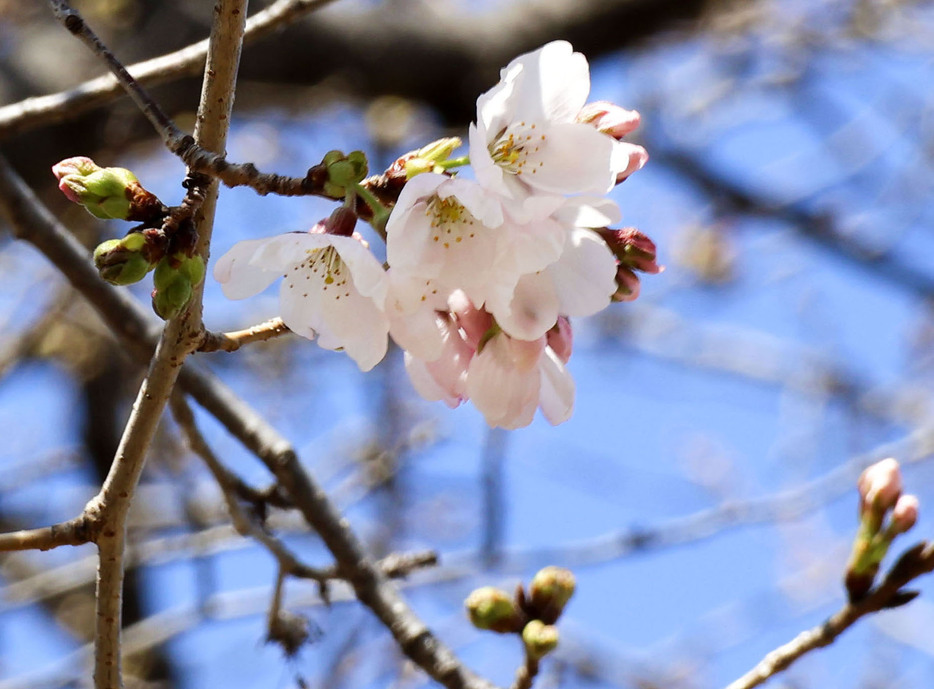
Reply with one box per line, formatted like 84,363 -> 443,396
725,542 -> 934,689
0,0 -> 339,139
0,516 -> 91,552
199,317 -> 290,352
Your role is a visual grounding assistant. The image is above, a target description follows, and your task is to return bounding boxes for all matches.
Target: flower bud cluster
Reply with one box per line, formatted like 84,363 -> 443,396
52,157 -> 207,320
214,41 -> 660,427
845,458 -> 920,601
464,566 -> 575,660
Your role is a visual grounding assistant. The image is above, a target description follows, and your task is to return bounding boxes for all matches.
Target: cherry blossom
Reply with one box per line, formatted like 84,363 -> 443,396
469,40 -> 619,202
214,226 -> 389,372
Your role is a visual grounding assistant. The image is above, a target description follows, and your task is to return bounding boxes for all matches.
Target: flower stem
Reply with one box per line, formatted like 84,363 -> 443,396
354,182 -> 391,241
436,155 -> 470,170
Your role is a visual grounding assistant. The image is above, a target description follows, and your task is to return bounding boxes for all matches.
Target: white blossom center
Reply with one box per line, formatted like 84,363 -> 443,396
488,121 -> 547,177
425,197 -> 479,250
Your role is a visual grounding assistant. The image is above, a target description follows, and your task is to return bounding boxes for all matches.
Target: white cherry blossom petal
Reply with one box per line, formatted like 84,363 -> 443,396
488,271 -> 560,341
213,237 -> 284,300
550,228 -> 618,317
553,196 -> 622,229
495,40 -> 590,125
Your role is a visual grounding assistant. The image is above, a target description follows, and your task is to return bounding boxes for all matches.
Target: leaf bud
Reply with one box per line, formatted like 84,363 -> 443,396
528,566 -> 575,623
464,586 -> 523,633
521,620 -> 559,660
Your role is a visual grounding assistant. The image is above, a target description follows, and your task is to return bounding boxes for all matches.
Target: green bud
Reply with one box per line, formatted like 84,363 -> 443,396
178,255 -> 206,286
53,157 -> 163,221
529,566 -> 575,622
151,257 -> 195,319
152,274 -> 193,320
322,150 -> 369,195
93,234 -> 156,285
521,620 -> 559,660
464,586 -> 522,633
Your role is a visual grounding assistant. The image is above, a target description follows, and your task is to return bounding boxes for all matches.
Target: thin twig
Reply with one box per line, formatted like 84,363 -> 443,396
510,655 -> 540,689
170,393 -> 335,583
0,517 -> 91,552
200,317 -> 291,352
46,0 -> 403,213
725,541 -> 934,689
0,0 -> 340,139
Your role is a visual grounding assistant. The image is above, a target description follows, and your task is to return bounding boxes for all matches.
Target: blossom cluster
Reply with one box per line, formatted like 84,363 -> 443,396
214,41 -> 659,429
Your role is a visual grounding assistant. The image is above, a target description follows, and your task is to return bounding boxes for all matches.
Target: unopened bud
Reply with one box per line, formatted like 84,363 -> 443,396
858,458 -> 902,517
322,150 -> 369,197
465,586 -> 523,633
93,232 -> 156,285
152,258 -> 193,319
546,318 -> 573,364
613,144 -> 649,185
178,255 -> 206,287
597,228 -> 662,274
890,494 -> 919,535
521,620 -> 559,660
324,207 -> 358,237
52,157 -> 164,221
577,102 -> 641,140
611,266 -> 641,302
529,566 -> 575,623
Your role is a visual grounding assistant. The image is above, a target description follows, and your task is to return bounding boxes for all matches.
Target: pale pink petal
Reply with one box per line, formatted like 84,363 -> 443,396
467,334 -> 543,429
539,348 -> 575,425
612,141 -> 649,184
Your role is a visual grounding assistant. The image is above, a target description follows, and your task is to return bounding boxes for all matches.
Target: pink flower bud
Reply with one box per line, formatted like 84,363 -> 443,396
597,227 -> 662,274
858,458 -> 902,515
323,207 -> 358,237
52,156 -> 164,221
612,266 -> 641,302
891,494 -> 919,534
547,317 -> 573,364
614,144 -> 649,185
577,102 -> 642,140
52,156 -> 101,203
